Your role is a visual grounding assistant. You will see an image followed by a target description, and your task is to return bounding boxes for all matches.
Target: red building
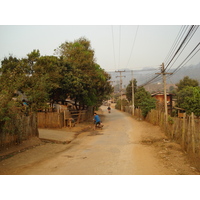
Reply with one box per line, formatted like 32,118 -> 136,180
151,92 -> 173,115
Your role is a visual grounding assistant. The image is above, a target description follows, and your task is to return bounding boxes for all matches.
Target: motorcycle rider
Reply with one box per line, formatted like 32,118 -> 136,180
107,106 -> 111,113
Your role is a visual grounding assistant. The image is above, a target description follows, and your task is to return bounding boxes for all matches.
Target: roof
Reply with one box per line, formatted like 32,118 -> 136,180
151,92 -> 174,96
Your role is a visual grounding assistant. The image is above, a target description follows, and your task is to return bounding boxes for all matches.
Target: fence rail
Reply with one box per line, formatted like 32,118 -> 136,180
123,106 -> 200,169
37,108 -> 93,129
0,113 -> 38,149
145,110 -> 200,155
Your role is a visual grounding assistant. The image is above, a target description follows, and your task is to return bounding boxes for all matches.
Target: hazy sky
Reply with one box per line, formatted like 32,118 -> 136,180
1,25 -> 200,72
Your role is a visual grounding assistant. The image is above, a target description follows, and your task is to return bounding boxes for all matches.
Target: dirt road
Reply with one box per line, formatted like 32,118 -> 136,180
0,106 -> 199,175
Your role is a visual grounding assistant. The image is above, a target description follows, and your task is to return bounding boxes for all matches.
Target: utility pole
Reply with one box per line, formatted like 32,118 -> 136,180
115,70 -> 125,111
131,70 -> 134,116
156,63 -> 173,123
108,80 -> 115,104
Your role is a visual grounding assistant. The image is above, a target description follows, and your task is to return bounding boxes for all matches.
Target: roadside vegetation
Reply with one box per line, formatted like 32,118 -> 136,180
125,79 -> 156,117
124,76 -> 200,118
175,76 -> 200,117
0,37 -> 113,134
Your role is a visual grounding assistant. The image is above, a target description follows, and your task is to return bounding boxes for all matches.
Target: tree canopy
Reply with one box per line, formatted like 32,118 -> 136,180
126,78 -> 137,102
0,37 -> 113,124
177,86 -> 200,117
54,37 -> 113,109
176,76 -> 199,92
134,87 -> 156,117
175,76 -> 200,117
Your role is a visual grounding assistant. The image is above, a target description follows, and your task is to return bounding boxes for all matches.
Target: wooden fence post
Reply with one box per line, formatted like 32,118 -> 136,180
182,113 -> 186,149
187,115 -> 191,152
191,112 -> 195,153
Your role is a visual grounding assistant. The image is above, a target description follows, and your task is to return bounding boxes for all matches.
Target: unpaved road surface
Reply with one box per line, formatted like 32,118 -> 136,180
0,106 -> 199,175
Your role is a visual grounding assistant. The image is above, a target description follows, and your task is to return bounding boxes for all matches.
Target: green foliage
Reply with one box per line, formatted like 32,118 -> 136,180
115,98 -> 129,110
0,37 -> 113,123
54,37 -> 113,109
176,76 -> 199,92
177,86 -> 200,117
0,39 -> 113,142
175,76 -> 200,117
0,56 -> 27,126
135,87 -> 156,117
126,79 -> 137,102
54,37 -> 95,70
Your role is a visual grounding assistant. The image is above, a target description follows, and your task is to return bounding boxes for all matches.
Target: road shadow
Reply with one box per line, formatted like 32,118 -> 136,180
88,131 -> 103,136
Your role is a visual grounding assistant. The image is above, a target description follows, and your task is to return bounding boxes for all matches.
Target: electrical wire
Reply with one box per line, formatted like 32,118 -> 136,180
165,25 -> 198,71
171,42 -> 200,74
138,68 -> 162,87
111,26 -> 117,70
118,25 -> 121,69
139,25 -> 200,87
125,25 -> 139,68
164,25 -> 188,65
110,25 -> 199,88
166,25 -> 199,72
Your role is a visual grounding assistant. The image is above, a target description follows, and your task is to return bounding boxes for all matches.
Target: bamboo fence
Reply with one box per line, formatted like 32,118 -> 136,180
143,109 -> 200,155
0,113 -> 38,149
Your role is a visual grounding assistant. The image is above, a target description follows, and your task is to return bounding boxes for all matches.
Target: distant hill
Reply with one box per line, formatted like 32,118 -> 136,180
168,63 -> 200,84
108,62 -> 200,93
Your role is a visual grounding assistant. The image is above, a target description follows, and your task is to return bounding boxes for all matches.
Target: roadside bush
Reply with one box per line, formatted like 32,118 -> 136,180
115,99 -> 129,110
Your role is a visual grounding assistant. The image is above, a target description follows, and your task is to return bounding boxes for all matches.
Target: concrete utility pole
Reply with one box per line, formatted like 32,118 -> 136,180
115,70 -> 125,111
131,70 -> 134,116
108,80 -> 115,103
156,63 -> 173,123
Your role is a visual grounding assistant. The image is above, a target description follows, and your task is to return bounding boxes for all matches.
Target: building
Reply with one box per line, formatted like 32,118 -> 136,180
151,92 -> 173,115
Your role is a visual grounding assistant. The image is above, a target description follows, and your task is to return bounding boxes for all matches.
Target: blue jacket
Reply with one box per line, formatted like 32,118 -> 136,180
94,115 -> 100,123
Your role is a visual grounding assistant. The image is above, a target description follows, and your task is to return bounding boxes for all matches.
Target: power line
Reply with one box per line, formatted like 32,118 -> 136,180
165,25 -> 198,71
139,25 -> 200,87
115,70 -> 125,111
164,25 -> 188,65
171,42 -> 200,74
111,26 -> 117,70
125,25 -> 139,68
166,25 -> 199,72
118,25 -> 121,69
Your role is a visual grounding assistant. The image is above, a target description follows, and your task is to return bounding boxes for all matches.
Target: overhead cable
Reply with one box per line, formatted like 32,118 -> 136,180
171,42 -> 200,74
165,25 -> 196,71
166,25 -> 199,72
111,26 -> 117,70
164,25 -> 188,65
118,25 -> 121,69
125,25 -> 139,68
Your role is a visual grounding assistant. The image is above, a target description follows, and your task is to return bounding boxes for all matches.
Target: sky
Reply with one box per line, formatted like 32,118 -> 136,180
1,25 -> 200,72
1,1 -> 200,73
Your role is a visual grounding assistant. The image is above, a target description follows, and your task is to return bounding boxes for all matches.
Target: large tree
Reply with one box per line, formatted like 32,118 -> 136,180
135,87 -> 156,117
1,37 -> 113,114
0,56 -> 28,131
126,78 -> 137,102
175,76 -> 200,117
177,86 -> 200,117
176,76 -> 199,92
0,51 -> 63,112
54,37 -> 95,70
54,37 -> 113,109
